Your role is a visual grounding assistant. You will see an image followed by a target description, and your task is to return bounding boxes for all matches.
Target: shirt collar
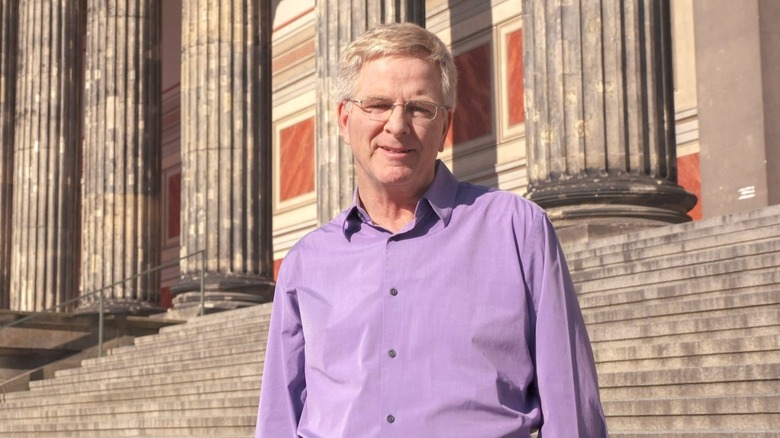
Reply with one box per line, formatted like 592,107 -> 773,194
341,160 -> 458,237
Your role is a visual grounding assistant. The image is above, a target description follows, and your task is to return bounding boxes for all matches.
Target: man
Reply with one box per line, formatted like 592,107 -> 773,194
256,22 -> 608,437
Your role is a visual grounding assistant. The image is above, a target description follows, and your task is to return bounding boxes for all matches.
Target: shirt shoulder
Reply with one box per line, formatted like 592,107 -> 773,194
454,181 -> 548,226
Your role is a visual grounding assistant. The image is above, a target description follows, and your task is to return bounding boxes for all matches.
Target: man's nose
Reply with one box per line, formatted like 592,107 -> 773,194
384,104 -> 410,134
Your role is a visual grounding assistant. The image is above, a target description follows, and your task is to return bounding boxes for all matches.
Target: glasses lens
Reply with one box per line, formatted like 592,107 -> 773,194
355,98 -> 440,121
405,101 -> 438,120
360,98 -> 394,121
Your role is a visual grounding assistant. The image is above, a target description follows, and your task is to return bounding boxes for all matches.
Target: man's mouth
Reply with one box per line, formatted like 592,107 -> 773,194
379,146 -> 412,154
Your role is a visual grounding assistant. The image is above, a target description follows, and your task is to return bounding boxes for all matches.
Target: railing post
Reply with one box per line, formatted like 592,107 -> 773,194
199,249 -> 205,317
98,288 -> 104,358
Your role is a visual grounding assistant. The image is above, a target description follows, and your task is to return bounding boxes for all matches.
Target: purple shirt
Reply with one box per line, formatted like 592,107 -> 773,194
256,161 -> 607,437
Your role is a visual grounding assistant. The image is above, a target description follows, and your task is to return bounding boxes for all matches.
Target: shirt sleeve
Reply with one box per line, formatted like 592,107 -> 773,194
255,257 -> 307,438
523,211 -> 609,437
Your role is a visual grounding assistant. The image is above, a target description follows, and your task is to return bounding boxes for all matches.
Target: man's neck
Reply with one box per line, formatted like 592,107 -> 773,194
357,187 -> 420,233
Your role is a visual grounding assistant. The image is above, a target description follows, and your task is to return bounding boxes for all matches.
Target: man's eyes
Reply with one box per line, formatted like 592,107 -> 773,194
406,103 -> 435,116
364,100 -> 394,111
360,99 -> 437,118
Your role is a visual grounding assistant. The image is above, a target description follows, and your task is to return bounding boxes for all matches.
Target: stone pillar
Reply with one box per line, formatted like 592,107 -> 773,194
10,0 -> 83,312
316,0 -> 425,223
522,0 -> 696,241
77,0 -> 162,314
173,0 -> 275,311
0,0 -> 19,310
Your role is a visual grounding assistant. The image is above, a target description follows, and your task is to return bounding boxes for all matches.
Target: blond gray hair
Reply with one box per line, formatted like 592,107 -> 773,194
336,22 -> 457,109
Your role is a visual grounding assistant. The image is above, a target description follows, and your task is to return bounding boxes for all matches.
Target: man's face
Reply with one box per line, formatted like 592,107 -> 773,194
338,55 -> 452,198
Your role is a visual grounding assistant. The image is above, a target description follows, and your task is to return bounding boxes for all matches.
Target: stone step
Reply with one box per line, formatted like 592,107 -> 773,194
603,394 -> 780,417
591,324 -> 780,351
596,348 -> 780,374
17,363 -> 261,397
599,363 -> 780,389
4,372 -> 262,406
605,412 -> 780,431
600,379 -> 780,401
57,344 -> 264,381
576,252 -> 780,296
31,350 -> 262,389
593,333 -> 780,364
587,306 -> 780,343
571,236 -> 780,283
111,321 -> 269,356
136,313 -> 271,346
609,432 -> 780,438
570,222 -> 780,272
584,288 -> 780,326
156,303 -> 271,331
78,331 -> 267,369
0,396 -> 259,422
564,204 -> 780,256
579,268 -> 780,310
0,415 -> 256,437
1,378 -> 259,407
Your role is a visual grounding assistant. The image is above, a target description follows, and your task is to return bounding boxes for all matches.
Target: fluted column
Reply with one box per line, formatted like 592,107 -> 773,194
10,0 -> 83,312
77,0 -> 162,314
316,0 -> 425,223
174,0 -> 275,310
0,0 -> 19,310
522,0 -> 696,237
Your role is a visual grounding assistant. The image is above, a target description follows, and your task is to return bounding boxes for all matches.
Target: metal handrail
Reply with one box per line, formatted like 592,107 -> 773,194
0,249 -> 206,361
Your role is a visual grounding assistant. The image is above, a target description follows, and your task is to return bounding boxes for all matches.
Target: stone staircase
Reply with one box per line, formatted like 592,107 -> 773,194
565,204 -> 780,437
0,304 -> 272,437
0,205 -> 778,437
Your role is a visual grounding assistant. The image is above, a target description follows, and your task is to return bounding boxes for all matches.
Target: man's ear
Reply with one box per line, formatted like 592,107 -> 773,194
337,101 -> 351,145
438,109 -> 454,152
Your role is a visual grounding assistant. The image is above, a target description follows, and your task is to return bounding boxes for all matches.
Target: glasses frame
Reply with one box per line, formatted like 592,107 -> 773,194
347,97 -> 449,123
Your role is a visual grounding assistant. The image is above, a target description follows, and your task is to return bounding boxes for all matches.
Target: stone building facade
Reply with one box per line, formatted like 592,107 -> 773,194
0,0 -> 777,314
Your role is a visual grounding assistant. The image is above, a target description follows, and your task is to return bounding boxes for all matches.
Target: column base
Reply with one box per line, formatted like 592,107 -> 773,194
170,274 -> 275,314
545,203 -> 689,246
527,176 -> 697,245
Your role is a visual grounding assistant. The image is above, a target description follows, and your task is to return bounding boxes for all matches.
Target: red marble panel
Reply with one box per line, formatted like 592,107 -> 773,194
167,172 -> 181,238
445,43 -> 493,148
280,117 -> 315,202
507,29 -> 525,126
274,258 -> 283,281
677,153 -> 702,220
159,286 -> 173,309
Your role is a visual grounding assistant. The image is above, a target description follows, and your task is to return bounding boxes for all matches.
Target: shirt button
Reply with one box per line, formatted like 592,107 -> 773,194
389,288 -> 398,296
386,414 -> 395,424
388,349 -> 397,358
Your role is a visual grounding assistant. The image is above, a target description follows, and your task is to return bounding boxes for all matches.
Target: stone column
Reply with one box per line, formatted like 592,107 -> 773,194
10,0 -> 83,312
0,0 -> 19,310
316,0 -> 425,223
522,0 -> 696,241
173,0 -> 275,310
77,0 -> 162,314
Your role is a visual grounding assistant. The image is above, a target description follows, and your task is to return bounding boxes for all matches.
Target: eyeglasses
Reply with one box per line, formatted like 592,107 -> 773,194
348,97 -> 447,122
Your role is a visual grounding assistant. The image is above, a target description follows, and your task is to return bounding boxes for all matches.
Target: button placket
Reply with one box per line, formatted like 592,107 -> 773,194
382,239 -> 406,431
